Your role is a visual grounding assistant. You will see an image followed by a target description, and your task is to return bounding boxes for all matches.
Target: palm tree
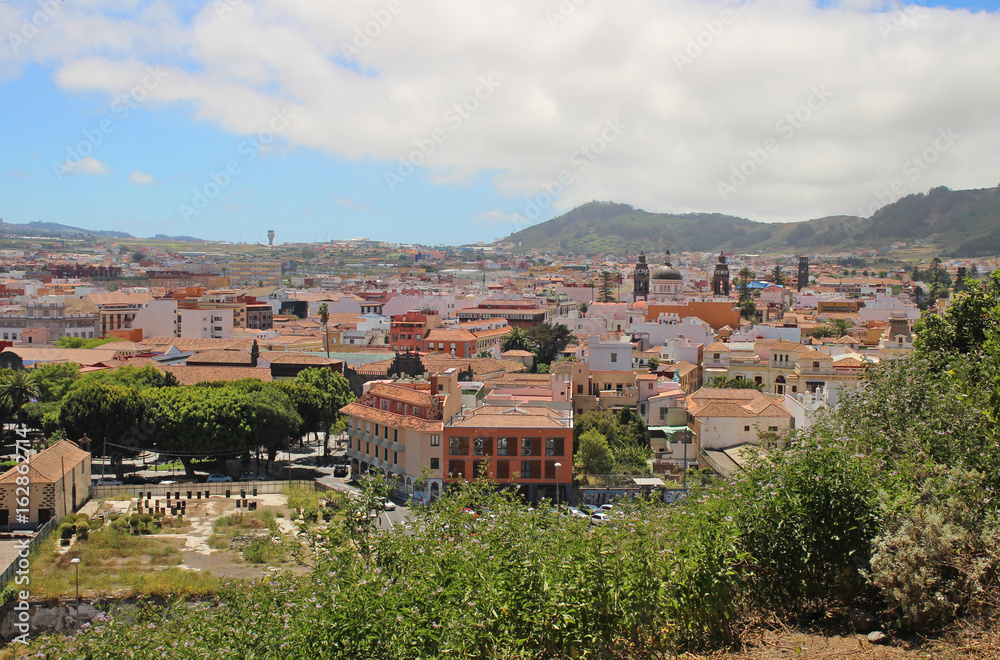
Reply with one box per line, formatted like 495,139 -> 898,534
318,302 -> 330,357
0,370 -> 41,429
500,326 -> 532,353
830,318 -> 852,337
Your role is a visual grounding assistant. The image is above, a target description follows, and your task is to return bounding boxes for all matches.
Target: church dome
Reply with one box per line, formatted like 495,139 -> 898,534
650,249 -> 682,280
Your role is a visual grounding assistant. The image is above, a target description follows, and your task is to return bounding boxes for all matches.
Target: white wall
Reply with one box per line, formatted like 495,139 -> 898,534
132,298 -> 178,338
179,307 -> 234,338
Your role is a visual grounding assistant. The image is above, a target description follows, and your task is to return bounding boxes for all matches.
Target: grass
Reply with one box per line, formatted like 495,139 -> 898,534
208,510 -> 286,559
26,526 -> 217,600
284,485 -> 344,511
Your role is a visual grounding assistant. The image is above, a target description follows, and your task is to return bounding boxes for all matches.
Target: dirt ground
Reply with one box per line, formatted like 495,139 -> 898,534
692,623 -> 1000,660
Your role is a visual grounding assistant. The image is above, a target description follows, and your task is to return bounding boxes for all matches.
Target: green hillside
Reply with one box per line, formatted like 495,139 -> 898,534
499,187 -> 1000,257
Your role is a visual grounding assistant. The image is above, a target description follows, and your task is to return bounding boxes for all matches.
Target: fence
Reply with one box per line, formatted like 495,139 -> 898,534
90,479 -> 320,500
0,517 -> 57,592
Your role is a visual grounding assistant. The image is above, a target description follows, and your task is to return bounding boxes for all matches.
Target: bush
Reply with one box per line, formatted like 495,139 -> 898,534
58,523 -> 75,540
75,522 -> 90,540
869,469 -> 1000,630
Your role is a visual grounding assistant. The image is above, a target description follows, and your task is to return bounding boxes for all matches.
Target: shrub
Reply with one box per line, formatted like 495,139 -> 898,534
58,523 -> 75,540
75,522 -> 90,540
869,469 -> 1000,630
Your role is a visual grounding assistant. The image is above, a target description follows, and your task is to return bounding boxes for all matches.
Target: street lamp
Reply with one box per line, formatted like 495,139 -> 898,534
554,462 -> 562,507
70,557 -> 81,624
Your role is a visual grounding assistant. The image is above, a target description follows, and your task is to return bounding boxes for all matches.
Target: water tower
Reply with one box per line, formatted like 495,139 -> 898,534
267,230 -> 276,246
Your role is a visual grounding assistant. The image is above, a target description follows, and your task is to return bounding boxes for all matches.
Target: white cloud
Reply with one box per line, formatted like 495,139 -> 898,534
472,210 -> 533,227
66,156 -> 109,176
333,197 -> 354,207
13,0 -> 1000,223
128,171 -> 155,185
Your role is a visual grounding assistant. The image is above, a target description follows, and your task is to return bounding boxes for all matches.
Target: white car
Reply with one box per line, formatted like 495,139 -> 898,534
568,507 -> 589,519
379,498 -> 397,511
94,477 -> 123,486
590,513 -> 611,525
600,503 -> 614,511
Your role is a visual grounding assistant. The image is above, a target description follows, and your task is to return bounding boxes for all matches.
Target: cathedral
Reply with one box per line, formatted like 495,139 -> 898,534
632,247 -> 684,303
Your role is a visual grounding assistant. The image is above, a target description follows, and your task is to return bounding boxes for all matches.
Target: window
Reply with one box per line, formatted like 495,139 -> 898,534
545,437 -> 564,457
393,451 -> 398,464
473,437 -> 492,456
576,384 -> 583,394
812,361 -> 820,368
496,460 -> 510,479
384,447 -> 389,460
430,434 -> 440,447
449,437 -> 469,456
545,461 -> 558,479
393,429 -> 398,443
610,353 -> 617,363
365,442 -> 370,454
744,426 -> 750,432
430,457 -> 440,470
768,426 -> 779,432
520,460 -> 540,479
659,408 -> 667,420
448,460 -> 466,478
497,437 -> 509,456
713,353 -> 720,359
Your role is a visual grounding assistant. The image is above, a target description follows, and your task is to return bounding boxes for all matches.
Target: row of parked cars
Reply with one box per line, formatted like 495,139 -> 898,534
93,473 -> 265,486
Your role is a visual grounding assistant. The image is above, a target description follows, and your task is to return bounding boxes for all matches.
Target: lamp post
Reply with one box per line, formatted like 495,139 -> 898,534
554,462 -> 562,507
70,557 -> 81,624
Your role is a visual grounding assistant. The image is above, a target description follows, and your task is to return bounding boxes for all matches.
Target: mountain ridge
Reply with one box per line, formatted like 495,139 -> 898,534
497,186 -> 1000,257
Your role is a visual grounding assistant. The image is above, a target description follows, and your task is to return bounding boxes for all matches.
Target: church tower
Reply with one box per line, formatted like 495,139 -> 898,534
712,251 -> 731,297
633,251 -> 650,302
797,256 -> 809,291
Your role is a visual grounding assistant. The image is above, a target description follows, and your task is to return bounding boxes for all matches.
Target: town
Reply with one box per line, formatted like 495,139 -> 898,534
0,230 -> 997,656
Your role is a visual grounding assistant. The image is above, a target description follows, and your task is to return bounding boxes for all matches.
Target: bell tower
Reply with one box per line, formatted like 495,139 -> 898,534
633,252 -> 650,302
713,251 -> 731,296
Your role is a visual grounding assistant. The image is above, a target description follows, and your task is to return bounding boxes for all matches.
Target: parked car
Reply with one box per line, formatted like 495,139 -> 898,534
239,473 -> 263,482
568,507 -> 589,519
158,479 -> 179,485
333,464 -> 349,478
206,473 -> 232,483
581,504 -> 600,514
600,503 -> 614,511
378,498 -> 397,511
590,513 -> 611,525
122,475 -> 151,485
93,477 -> 123,486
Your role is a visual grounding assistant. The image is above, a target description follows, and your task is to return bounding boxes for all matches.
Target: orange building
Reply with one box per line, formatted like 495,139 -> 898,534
645,300 -> 741,331
443,405 -> 573,503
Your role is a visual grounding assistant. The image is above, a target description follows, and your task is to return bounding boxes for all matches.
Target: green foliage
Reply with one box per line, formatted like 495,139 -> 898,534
706,375 -> 763,390
30,361 -> 81,401
499,326 -> 532,353
0,369 -> 41,426
525,321 -> 575,366
577,428 -> 614,474
54,336 -> 125,349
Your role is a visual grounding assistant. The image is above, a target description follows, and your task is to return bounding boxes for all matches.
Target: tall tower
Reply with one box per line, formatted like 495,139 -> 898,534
797,256 -> 809,291
632,251 -> 650,302
713,251 -> 731,297
267,230 -> 276,246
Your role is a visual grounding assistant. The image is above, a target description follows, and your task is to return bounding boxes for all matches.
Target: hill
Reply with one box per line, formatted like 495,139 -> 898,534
0,219 -> 133,240
498,187 -> 1000,257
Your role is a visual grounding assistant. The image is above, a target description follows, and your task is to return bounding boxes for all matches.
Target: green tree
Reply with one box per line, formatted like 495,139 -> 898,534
707,375 -> 763,390
525,322 -> 575,367
771,265 -> 785,286
131,251 -> 145,263
500,327 -> 532,353
29,362 -> 81,402
830,318 -> 852,337
54,336 -> 124,349
954,266 -> 968,293
294,368 -> 357,456
578,302 -> 588,315
598,271 -> 618,303
59,381 -> 145,478
318,302 -> 330,357
0,370 -> 41,428
577,428 -> 614,475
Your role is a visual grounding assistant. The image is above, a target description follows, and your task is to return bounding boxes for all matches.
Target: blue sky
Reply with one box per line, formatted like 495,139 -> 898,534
1,0 -> 998,246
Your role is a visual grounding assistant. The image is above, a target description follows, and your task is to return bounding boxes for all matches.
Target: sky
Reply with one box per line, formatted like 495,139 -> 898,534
0,0 -> 998,246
